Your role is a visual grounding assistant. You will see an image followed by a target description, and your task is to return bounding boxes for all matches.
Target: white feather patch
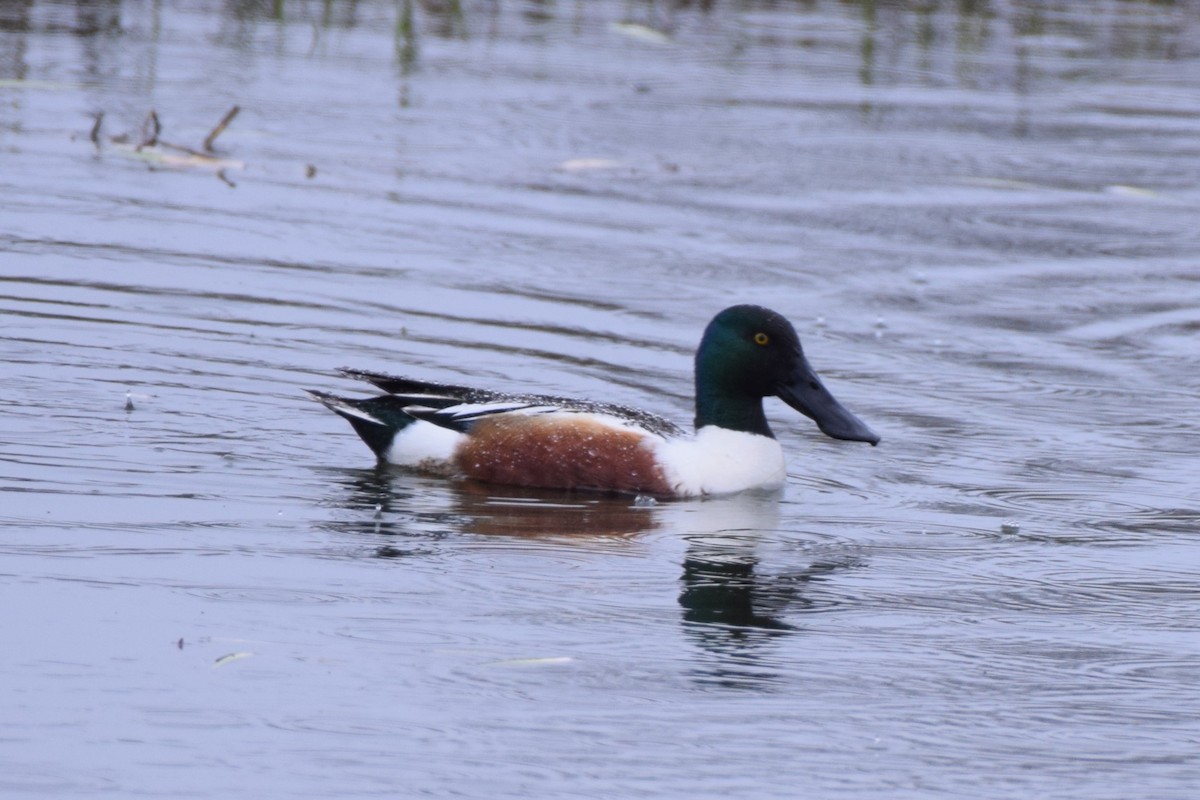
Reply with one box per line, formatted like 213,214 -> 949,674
653,426 -> 786,497
386,420 -> 463,471
437,401 -> 547,419
324,399 -> 382,425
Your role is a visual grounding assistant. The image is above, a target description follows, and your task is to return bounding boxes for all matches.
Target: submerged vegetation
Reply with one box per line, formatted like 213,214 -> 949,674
2,0 -> 1193,83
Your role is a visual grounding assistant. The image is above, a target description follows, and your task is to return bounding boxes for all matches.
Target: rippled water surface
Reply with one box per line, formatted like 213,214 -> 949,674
3,1 -> 1200,797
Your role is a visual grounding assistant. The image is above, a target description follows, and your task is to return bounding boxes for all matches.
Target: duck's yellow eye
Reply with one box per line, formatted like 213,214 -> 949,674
754,332 -> 770,346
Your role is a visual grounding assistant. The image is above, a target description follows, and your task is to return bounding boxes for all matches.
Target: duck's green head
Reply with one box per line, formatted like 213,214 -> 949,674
694,304 -> 880,445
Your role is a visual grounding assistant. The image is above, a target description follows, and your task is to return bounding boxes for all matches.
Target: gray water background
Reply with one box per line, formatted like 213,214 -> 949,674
2,1 -> 1199,797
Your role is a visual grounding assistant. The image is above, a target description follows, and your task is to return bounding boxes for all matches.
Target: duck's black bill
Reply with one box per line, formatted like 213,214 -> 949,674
777,356 -> 880,446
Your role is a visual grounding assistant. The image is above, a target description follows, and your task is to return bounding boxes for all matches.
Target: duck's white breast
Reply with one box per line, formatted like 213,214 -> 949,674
653,426 -> 786,498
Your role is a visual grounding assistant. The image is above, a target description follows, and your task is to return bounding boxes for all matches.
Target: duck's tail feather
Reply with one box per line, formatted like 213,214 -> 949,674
337,369 -> 478,401
307,390 -> 422,460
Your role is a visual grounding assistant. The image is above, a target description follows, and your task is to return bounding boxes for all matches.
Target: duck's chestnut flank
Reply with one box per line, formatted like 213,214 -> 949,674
455,414 -> 673,495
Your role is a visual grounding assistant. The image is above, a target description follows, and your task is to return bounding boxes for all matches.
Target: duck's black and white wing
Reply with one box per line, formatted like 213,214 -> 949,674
340,369 -> 686,438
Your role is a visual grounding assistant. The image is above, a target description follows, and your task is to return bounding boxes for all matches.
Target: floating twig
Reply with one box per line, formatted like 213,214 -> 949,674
203,105 -> 240,152
137,109 -> 161,151
89,112 -> 104,148
213,651 -> 253,668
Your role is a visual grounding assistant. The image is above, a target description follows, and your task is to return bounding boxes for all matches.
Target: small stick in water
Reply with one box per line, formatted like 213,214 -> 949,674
89,112 -> 104,148
203,105 -> 240,152
137,109 -> 161,151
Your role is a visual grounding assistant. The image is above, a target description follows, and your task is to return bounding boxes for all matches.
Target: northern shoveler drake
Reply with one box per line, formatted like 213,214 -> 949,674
309,304 -> 879,498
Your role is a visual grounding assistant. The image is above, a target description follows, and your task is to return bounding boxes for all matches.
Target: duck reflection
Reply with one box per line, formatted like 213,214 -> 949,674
317,465 -> 659,551
679,542 -> 861,690
668,496 -> 863,690
680,538 -> 796,634
319,468 -> 861,690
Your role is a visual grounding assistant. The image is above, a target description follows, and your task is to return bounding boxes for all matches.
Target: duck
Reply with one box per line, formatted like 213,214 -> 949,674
308,304 -> 879,498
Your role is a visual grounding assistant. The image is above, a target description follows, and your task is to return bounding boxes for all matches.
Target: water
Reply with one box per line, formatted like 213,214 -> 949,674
3,1 -> 1200,797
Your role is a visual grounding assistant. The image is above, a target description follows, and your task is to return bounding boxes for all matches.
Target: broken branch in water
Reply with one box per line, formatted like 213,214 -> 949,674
89,111 -> 104,148
136,109 -> 161,151
92,106 -> 246,182
203,105 -> 240,152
